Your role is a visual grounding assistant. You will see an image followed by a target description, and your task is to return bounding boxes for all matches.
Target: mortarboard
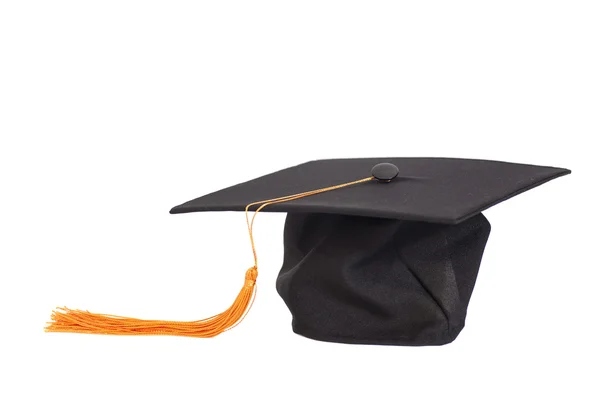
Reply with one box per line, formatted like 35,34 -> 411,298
46,157 -> 570,346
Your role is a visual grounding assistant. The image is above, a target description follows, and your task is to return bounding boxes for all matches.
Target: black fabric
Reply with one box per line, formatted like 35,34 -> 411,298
169,157 -> 569,345
276,212 -> 491,346
170,158 -> 570,225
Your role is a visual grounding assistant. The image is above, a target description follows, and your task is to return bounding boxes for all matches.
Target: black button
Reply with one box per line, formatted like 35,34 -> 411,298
371,163 -> 399,182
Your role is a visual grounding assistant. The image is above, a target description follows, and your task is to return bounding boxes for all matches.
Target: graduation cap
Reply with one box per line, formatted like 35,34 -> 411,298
47,158 -> 570,345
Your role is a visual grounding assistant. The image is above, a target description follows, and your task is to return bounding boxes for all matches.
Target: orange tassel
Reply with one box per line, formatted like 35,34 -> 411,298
45,176 -> 372,338
45,267 -> 257,337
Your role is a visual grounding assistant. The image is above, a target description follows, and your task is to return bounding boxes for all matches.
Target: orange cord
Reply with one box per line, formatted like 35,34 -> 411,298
45,176 -> 374,337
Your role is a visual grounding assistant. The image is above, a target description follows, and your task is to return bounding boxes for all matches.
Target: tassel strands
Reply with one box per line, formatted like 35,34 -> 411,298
45,266 -> 257,337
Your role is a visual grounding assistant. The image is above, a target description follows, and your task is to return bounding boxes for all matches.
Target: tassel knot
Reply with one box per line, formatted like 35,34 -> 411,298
245,266 -> 258,284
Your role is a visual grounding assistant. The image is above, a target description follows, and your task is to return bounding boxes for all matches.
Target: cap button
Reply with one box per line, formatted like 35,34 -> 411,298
371,163 -> 399,182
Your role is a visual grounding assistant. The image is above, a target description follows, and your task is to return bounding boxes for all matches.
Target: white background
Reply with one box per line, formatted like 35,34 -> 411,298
1,1 -> 598,399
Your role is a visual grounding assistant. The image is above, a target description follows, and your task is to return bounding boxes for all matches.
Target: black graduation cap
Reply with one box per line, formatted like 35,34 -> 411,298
168,157 -> 570,346
46,157 -> 569,345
